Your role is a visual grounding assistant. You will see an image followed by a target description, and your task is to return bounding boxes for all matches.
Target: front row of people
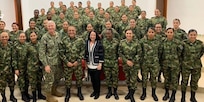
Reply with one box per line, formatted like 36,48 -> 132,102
0,21 -> 203,102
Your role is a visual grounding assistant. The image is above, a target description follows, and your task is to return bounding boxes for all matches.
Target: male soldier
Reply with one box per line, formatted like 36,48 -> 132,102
59,26 -> 85,102
118,29 -> 142,102
173,18 -> 187,40
150,9 -> 167,30
85,0 -> 94,13
14,32 -> 32,102
48,1 -> 58,14
116,14 -> 129,40
0,32 -> 17,102
101,21 -> 120,40
39,21 -> 63,102
27,32 -> 46,102
106,1 -> 115,15
25,20 -> 40,42
0,21 -> 9,34
119,0 -> 128,15
56,13 -> 67,31
102,29 -> 119,100
29,9 -> 43,29
131,0 -> 141,16
10,22 -> 24,44
77,2 -> 84,16
69,12 -> 83,35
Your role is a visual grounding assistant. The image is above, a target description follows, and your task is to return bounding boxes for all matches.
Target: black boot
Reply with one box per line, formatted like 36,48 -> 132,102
129,89 -> 135,102
140,88 -> 146,100
1,93 -> 7,102
25,86 -> 33,99
21,92 -> 30,102
190,91 -> 197,102
105,87 -> 112,99
152,88 -> 158,101
65,88 -> 70,102
113,88 -> 119,100
169,90 -> 176,102
37,84 -> 46,100
94,92 -> 100,99
77,87 -> 84,100
163,88 -> 169,101
124,86 -> 131,100
181,91 -> 186,102
32,91 -> 37,102
9,88 -> 17,102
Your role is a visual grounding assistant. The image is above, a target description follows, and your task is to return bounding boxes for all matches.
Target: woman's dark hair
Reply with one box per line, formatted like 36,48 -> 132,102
188,29 -> 197,34
12,22 -> 19,27
88,31 -> 100,41
166,27 -> 174,32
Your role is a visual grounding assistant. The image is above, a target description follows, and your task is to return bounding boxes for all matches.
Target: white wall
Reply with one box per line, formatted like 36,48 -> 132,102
21,0 -> 156,30
167,0 -> 204,34
0,0 -> 16,30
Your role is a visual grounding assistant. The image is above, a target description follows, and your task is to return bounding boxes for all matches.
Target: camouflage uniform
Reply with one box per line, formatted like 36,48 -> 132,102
25,27 -> 40,42
181,39 -> 204,92
137,18 -> 151,37
103,38 -> 119,88
140,37 -> 161,88
161,38 -> 183,90
27,41 -> 43,91
70,18 -> 84,35
116,21 -> 129,40
150,16 -> 167,29
14,41 -> 29,93
125,26 -> 143,40
119,5 -> 128,15
30,17 -> 43,30
111,12 -> 122,27
9,30 -> 24,43
101,28 -> 120,40
118,39 -> 141,90
39,32 -> 61,93
59,36 -> 85,88
0,42 -> 16,94
174,28 -> 187,40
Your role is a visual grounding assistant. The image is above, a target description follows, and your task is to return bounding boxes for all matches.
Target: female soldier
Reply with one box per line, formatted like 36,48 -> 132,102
181,29 -> 204,102
118,29 -> 142,102
139,27 -> 160,101
9,22 -> 23,43
102,29 -> 119,100
161,28 -> 183,102
27,32 -> 46,102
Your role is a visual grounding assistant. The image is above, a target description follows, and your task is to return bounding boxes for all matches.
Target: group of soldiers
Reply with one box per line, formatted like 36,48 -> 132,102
0,0 -> 203,102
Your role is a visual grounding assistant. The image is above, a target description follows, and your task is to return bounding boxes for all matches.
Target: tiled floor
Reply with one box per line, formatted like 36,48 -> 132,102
1,36 -> 204,102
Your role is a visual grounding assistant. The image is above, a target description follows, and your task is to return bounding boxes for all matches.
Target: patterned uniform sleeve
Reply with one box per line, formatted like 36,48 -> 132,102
58,39 -> 69,64
118,41 -> 128,63
133,40 -> 142,66
12,43 -> 18,70
39,36 -> 48,66
78,38 -> 85,62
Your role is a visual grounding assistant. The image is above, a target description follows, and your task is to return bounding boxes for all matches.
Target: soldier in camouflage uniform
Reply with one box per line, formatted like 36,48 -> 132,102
39,21 -> 63,102
161,28 -> 183,102
77,2 -> 84,16
126,19 -> 143,40
106,1 -> 115,16
25,20 -> 40,42
137,11 -> 151,37
150,9 -> 167,30
126,5 -> 139,20
0,21 -> 9,35
181,29 -> 204,102
27,32 -> 46,102
111,6 -> 122,27
173,18 -> 187,40
29,9 -> 43,30
118,29 -> 142,102
116,14 -> 129,40
56,13 -> 67,32
131,0 -> 141,16
0,32 -> 17,102
70,12 -> 83,35
119,0 -> 129,15
59,26 -> 85,102
101,21 -> 120,40
9,22 -> 24,44
81,23 -> 94,40
102,29 -> 119,100
14,32 -> 32,102
139,27 -> 160,101
59,21 -> 69,39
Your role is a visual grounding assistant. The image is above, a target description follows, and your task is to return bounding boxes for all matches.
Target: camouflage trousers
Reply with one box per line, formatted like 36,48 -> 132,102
0,72 -> 7,93
27,68 -> 43,91
43,64 -> 62,93
163,66 -> 180,90
0,70 -> 15,93
141,64 -> 160,88
64,63 -> 83,88
181,68 -> 201,92
104,65 -> 119,88
123,64 -> 138,90
17,68 -> 29,92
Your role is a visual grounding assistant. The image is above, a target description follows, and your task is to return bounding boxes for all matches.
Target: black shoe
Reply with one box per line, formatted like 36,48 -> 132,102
129,89 -> 135,102
94,93 -> 99,99
152,88 -> 158,101
163,88 -> 169,101
190,91 -> 197,102
90,92 -> 96,97
124,86 -> 131,100
113,88 -> 119,100
105,87 -> 112,99
22,92 -> 30,102
169,90 -> 176,102
2,97 -> 7,102
10,95 -> 17,102
37,84 -> 46,100
1,93 -> 7,102
181,91 -> 186,102
140,88 -> 146,100
77,87 -> 84,100
65,88 -> 70,102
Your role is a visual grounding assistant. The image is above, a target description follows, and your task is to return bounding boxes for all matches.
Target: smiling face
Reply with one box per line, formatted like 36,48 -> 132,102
166,28 -> 174,40
0,32 -> 9,45
30,32 -> 38,43
147,28 -> 156,39
19,33 -> 26,44
188,30 -> 197,43
125,30 -> 133,41
89,31 -> 96,42
68,26 -> 76,38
